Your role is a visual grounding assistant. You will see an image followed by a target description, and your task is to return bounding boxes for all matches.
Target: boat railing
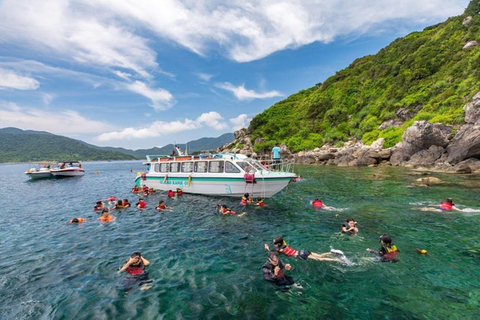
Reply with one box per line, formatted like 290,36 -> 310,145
259,158 -> 296,174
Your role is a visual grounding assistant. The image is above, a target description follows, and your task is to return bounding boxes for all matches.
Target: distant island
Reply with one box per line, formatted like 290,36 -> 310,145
0,127 -> 234,163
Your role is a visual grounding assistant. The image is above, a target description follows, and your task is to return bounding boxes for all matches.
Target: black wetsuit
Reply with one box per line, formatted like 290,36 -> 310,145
262,260 -> 294,289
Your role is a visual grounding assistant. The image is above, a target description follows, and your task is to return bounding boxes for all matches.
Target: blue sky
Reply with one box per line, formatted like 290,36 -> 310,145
0,0 -> 470,149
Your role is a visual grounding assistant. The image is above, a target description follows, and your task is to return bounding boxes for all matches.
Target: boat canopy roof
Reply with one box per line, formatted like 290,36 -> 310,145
30,161 -> 57,165
145,153 -> 249,162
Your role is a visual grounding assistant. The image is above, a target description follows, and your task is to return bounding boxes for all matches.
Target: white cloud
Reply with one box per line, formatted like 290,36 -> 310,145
0,68 -> 39,90
197,111 -> 228,130
0,0 -> 467,66
230,114 -> 250,131
197,73 -> 214,82
216,82 -> 282,100
0,101 -> 113,134
126,81 -> 174,111
97,111 -> 228,141
41,93 -> 55,105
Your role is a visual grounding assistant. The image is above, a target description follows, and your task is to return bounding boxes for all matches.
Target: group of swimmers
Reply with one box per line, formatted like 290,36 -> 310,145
216,193 -> 265,215
69,186 -> 184,224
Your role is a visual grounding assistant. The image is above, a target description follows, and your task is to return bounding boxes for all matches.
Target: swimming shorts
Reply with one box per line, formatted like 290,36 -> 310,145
297,250 -> 311,260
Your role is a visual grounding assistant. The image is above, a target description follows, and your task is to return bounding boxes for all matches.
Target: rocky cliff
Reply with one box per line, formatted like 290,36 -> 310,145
218,92 -> 480,173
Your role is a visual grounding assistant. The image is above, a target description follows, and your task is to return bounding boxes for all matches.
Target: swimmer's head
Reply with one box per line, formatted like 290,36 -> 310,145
102,209 -> 109,214
96,201 -> 102,205
131,252 -> 141,259
71,218 -> 79,223
273,236 -> 286,247
268,251 -> 279,265
446,198 -> 454,205
244,193 -> 249,197
379,234 -> 392,245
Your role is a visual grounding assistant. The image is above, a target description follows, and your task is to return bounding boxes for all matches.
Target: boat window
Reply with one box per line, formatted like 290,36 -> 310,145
170,162 -> 180,173
154,163 -> 160,172
225,161 -> 241,173
160,163 -> 168,172
195,161 -> 208,173
209,161 -> 224,173
236,161 -> 256,172
181,162 -> 193,172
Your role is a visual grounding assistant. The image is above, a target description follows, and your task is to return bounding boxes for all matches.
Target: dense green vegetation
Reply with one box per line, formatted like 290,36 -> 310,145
250,1 -> 480,153
0,128 -> 135,162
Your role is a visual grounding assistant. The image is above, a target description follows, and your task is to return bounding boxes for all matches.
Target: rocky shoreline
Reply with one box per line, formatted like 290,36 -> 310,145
218,92 -> 480,174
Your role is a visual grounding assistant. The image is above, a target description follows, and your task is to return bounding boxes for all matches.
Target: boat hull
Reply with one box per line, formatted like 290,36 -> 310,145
50,168 -> 85,177
25,171 -> 53,180
135,173 -> 295,198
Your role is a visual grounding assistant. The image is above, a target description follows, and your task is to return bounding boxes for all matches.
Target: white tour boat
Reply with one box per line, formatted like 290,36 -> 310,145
135,153 -> 296,198
25,162 -> 56,180
50,161 -> 85,177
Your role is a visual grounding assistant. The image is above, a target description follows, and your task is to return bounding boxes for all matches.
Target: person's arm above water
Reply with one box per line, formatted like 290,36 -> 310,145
118,258 -> 135,274
141,257 -> 150,267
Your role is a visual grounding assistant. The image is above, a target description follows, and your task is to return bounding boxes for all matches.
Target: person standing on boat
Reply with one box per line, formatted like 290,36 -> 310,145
271,143 -> 281,165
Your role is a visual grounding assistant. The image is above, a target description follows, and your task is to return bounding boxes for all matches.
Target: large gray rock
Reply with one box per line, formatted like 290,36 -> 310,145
446,124 -> 480,164
463,16 -> 473,27
464,91 -> 480,124
390,121 -> 452,165
408,145 -> 445,166
454,158 -> 480,173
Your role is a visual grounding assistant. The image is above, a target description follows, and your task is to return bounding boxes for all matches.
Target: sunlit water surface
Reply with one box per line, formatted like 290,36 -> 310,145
0,162 -> 479,319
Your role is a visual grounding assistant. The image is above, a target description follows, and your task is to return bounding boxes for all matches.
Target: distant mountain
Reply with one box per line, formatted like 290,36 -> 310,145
0,128 -> 136,162
0,127 -> 235,162
97,133 -> 235,158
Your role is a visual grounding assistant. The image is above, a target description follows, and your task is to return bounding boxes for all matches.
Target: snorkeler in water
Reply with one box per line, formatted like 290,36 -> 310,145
98,209 -> 115,223
216,204 -> 236,215
264,236 -> 343,262
341,219 -> 359,235
262,251 -> 294,288
312,199 -> 335,209
118,252 -> 152,290
367,233 -> 400,263
69,218 -> 86,224
419,198 -> 461,212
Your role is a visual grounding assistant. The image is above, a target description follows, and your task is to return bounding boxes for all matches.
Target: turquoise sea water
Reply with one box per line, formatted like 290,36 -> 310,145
0,161 -> 479,319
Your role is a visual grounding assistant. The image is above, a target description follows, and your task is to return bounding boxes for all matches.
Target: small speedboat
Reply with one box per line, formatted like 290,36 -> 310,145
50,161 -> 85,177
25,162 -> 56,180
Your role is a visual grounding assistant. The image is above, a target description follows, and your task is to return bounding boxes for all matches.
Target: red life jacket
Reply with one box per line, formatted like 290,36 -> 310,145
440,202 -> 453,210
167,191 -> 175,197
126,262 -> 145,276
138,201 -> 146,208
282,246 -> 297,257
312,200 -> 323,208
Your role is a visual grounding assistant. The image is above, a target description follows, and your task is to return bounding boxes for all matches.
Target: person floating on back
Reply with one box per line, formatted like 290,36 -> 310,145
98,209 -> 115,223
240,193 -> 252,205
419,198 -> 461,212
342,219 -> 359,235
265,236 -> 343,262
69,218 -> 86,224
262,251 -> 294,289
367,233 -> 400,263
216,204 -> 236,215
312,199 -> 334,210
117,252 -> 152,291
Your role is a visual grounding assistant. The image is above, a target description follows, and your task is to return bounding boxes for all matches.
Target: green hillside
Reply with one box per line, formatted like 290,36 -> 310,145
250,1 -> 480,153
0,128 -> 136,162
